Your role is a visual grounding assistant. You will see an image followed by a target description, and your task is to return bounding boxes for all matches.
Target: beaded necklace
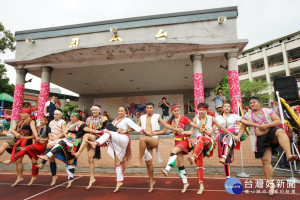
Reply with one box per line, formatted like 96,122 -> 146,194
67,120 -> 84,132
198,115 -> 208,133
171,115 -> 181,133
86,115 -> 105,130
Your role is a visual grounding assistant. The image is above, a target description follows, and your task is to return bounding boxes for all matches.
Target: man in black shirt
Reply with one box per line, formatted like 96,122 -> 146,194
44,95 -> 58,121
158,97 -> 170,121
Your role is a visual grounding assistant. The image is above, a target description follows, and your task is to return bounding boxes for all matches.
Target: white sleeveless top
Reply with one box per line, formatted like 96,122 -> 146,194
140,114 -> 160,131
194,115 -> 213,138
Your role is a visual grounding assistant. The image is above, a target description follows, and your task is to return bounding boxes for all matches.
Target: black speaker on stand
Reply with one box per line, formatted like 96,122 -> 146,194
273,76 -> 299,102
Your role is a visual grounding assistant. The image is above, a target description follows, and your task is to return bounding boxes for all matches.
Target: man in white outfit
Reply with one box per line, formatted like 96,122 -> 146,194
132,102 -> 183,192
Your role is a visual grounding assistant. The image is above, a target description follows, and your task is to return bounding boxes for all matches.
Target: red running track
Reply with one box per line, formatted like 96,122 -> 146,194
0,173 -> 299,200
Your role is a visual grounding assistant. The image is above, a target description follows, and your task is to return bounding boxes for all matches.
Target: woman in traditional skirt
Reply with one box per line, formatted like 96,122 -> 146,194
187,103 -> 238,195
36,109 -> 66,186
1,116 -> 51,186
72,104 -> 124,189
160,104 -> 197,193
87,106 -> 145,192
213,102 -> 259,179
38,112 -> 88,188
0,108 -> 37,186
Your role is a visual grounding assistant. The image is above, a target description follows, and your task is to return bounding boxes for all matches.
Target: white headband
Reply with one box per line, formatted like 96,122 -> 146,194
91,106 -> 101,111
54,110 -> 62,115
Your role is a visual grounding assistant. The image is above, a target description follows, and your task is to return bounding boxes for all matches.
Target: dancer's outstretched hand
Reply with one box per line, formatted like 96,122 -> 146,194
233,135 -> 240,143
206,131 -> 213,137
176,128 -> 184,133
258,124 -> 268,131
144,130 -> 151,136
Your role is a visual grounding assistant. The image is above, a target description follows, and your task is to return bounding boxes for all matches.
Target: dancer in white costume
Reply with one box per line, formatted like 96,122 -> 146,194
132,102 -> 184,193
87,106 -> 145,193
72,104 -> 123,189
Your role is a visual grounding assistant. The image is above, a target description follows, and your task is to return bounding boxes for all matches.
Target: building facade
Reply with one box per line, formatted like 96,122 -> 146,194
238,31 -> 300,96
6,6 -> 247,124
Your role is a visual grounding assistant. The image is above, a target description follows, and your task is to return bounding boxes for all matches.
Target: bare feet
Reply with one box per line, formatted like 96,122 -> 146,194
219,158 -> 225,165
51,175 -> 58,186
269,182 -> 275,196
148,181 -> 155,193
28,177 -> 37,186
0,160 -> 12,165
66,180 -> 74,188
133,160 -> 142,167
197,184 -> 204,194
38,155 -> 49,161
11,178 -> 23,187
160,168 -> 168,177
287,155 -> 299,162
86,141 -> 97,149
114,182 -> 123,192
86,178 -> 96,190
188,156 -> 195,165
36,163 -> 44,169
181,183 -> 189,193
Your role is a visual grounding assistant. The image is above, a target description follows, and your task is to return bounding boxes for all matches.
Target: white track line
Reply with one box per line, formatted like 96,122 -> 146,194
1,182 -> 299,196
0,173 -> 264,180
23,176 -> 82,200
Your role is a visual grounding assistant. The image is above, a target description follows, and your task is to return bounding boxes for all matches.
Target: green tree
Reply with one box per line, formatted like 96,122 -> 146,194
215,75 -> 271,107
0,22 -> 15,53
240,80 -> 271,106
0,22 -> 16,108
0,64 -> 15,96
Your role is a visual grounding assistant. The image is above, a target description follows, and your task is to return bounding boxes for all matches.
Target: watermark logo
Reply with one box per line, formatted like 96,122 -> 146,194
225,177 -> 243,194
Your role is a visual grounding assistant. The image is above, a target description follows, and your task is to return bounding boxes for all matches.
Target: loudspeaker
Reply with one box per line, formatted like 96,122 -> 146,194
273,76 -> 299,101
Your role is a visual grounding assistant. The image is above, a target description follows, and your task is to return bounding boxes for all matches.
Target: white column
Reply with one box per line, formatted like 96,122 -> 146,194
281,42 -> 290,76
246,54 -> 253,81
262,48 -> 272,95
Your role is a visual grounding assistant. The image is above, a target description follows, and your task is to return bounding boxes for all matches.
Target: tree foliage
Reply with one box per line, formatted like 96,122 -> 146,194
215,75 -> 271,107
0,22 -> 15,108
0,22 -> 15,53
0,64 -> 15,96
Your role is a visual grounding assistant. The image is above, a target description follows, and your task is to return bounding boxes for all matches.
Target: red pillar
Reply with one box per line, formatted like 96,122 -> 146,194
191,54 -> 204,114
226,51 -> 242,114
37,66 -> 53,118
11,68 -> 28,121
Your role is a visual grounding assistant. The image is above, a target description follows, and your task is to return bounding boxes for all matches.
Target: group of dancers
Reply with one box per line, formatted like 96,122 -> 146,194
0,96 -> 298,195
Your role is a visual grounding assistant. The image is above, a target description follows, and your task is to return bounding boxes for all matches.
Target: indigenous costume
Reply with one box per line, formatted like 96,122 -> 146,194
41,114 -> 66,177
10,124 -> 51,177
85,115 -> 110,159
140,113 -> 162,162
243,108 -> 279,158
95,117 -> 144,183
164,115 -> 193,185
215,114 -> 242,178
6,109 -> 34,155
193,114 -> 215,183
45,116 -> 86,181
